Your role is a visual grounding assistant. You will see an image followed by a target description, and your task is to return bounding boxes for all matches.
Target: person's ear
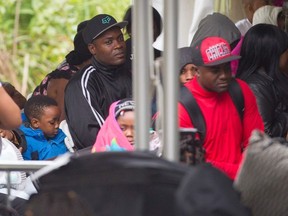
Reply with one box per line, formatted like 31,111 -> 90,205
88,43 -> 97,55
30,118 -> 40,129
195,66 -> 201,77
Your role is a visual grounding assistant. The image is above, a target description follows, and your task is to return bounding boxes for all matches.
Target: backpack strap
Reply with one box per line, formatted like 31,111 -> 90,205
228,79 -> 244,120
179,86 -> 206,144
179,79 -> 244,145
12,128 -> 27,153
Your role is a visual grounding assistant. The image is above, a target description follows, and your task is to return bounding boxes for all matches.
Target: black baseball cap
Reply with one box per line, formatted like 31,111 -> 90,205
115,98 -> 135,118
83,14 -> 128,45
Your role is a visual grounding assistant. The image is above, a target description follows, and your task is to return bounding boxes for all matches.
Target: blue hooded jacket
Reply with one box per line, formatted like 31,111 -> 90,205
20,123 -> 68,160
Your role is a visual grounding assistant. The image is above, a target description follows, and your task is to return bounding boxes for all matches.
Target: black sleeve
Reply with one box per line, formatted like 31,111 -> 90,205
249,82 -> 288,138
64,73 -> 105,150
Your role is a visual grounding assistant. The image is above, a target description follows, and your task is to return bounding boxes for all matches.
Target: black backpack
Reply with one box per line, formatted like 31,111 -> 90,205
179,78 -> 244,144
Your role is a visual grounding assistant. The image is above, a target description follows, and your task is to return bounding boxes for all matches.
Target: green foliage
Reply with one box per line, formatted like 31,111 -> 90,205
0,0 -> 130,95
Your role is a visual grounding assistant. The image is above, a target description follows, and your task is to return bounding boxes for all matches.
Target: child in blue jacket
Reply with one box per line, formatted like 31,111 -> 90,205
20,95 -> 68,160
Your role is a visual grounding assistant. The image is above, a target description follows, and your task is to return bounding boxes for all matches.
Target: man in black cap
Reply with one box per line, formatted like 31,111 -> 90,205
64,14 -> 132,150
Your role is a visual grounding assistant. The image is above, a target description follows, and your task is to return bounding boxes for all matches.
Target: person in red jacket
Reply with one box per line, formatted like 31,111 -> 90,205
178,36 -> 264,180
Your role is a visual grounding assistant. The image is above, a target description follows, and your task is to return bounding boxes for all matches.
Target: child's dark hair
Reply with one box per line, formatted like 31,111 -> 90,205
2,82 -> 27,110
24,95 -> 58,122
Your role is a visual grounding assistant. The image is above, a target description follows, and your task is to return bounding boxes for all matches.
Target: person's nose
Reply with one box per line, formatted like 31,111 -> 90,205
186,70 -> 194,81
219,68 -> 231,80
125,128 -> 134,137
115,40 -> 124,49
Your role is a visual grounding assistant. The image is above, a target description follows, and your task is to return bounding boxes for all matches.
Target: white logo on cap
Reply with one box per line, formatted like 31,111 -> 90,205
205,42 -> 230,62
118,101 -> 135,109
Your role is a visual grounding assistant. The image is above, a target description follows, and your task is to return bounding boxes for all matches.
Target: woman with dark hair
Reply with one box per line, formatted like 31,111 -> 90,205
123,6 -> 162,41
236,23 -> 288,138
33,20 -> 92,121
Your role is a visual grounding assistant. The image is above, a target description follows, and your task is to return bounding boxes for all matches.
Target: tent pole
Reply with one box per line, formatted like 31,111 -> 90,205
163,0 -> 179,161
133,0 -> 152,150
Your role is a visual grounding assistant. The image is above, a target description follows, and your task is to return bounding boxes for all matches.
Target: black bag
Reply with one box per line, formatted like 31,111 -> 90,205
33,151 -> 189,216
30,151 -> 250,216
176,163 -> 252,216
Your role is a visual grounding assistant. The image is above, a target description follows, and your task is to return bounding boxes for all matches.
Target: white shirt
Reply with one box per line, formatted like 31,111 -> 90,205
235,18 -> 252,36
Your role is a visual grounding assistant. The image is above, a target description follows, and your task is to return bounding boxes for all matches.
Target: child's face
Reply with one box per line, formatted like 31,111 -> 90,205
179,64 -> 197,84
117,111 -> 135,145
35,106 -> 61,138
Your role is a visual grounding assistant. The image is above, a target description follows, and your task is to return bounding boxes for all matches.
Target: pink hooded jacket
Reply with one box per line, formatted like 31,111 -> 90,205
91,99 -> 134,153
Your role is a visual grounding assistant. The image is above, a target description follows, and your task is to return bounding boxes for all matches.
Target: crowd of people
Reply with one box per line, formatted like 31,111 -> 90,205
0,0 -> 288,215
